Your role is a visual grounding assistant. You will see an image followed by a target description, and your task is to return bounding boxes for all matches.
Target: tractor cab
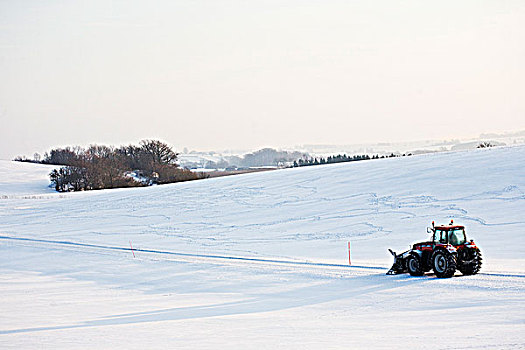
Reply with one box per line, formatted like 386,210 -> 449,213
431,225 -> 467,246
428,220 -> 468,246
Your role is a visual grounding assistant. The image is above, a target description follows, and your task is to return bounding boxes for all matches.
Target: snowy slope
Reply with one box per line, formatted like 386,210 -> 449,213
0,146 -> 524,349
0,160 -> 56,197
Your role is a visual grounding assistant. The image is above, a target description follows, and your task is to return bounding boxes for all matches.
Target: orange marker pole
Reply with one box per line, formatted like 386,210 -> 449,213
348,241 -> 351,265
129,240 -> 135,258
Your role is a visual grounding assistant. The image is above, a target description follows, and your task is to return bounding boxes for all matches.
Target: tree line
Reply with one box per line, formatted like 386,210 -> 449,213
17,140 -> 205,192
292,152 -> 412,167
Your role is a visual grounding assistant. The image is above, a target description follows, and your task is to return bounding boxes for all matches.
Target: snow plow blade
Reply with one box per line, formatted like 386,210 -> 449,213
386,249 -> 408,275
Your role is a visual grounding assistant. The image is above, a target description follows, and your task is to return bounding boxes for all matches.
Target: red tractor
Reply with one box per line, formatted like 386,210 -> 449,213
387,221 -> 482,278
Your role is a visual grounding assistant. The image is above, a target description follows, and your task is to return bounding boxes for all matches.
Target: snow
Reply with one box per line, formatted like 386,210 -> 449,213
0,160 -> 56,197
0,146 -> 524,349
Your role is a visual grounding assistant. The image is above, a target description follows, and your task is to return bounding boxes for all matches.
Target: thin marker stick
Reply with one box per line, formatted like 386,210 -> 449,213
129,240 -> 135,258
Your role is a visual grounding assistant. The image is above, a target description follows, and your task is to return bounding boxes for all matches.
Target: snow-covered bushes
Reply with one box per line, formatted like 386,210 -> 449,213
46,140 -> 205,192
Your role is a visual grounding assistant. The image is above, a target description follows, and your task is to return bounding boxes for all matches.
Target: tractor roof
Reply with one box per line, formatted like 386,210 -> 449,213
435,225 -> 465,230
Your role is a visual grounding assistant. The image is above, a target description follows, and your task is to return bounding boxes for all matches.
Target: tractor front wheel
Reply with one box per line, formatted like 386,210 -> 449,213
407,254 -> 424,276
432,249 -> 457,278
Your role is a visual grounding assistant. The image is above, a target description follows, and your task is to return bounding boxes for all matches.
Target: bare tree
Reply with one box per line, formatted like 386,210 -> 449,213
139,139 -> 179,173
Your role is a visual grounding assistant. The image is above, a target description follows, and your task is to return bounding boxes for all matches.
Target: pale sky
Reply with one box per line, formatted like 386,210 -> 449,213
1,0 -> 524,159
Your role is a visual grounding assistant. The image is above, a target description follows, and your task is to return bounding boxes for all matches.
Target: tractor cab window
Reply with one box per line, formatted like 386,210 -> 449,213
448,228 -> 466,245
433,230 -> 446,243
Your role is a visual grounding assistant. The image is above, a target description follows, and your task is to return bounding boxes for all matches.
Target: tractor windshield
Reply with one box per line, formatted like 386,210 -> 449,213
448,228 -> 466,245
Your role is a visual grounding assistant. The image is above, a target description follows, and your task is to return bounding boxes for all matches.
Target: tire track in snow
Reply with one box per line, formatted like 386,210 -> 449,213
1,234 -> 524,278
0,234 -> 384,271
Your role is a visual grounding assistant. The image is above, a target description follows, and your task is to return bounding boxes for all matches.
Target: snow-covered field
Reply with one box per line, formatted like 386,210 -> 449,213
1,146 -> 524,349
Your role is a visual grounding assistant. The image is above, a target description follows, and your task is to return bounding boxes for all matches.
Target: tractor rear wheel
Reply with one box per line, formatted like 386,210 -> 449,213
432,249 -> 457,278
458,248 -> 482,275
407,254 -> 424,276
